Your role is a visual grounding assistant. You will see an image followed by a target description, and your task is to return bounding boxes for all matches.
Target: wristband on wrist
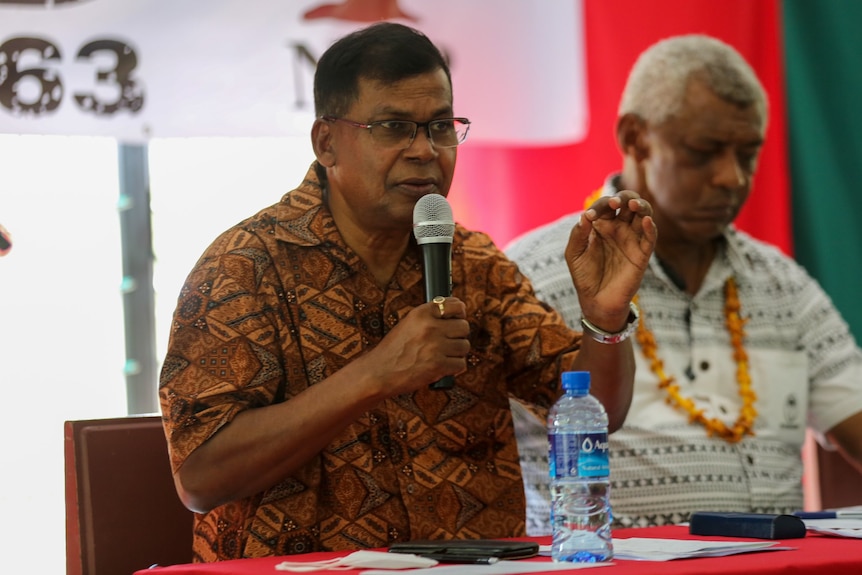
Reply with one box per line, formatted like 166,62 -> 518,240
580,301 -> 639,344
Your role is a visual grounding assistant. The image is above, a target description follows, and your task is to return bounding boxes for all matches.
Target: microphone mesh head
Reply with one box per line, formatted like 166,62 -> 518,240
413,194 -> 455,244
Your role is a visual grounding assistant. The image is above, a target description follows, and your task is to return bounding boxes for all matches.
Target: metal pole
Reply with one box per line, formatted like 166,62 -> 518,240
117,142 -> 157,415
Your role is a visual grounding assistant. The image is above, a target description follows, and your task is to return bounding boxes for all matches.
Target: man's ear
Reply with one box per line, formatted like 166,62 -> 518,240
312,118 -> 335,167
616,113 -> 649,162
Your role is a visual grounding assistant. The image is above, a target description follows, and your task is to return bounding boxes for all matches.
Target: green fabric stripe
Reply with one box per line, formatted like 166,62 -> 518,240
784,0 -> 862,339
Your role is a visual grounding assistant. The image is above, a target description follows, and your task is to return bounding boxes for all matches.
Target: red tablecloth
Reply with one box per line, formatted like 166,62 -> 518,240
137,525 -> 862,575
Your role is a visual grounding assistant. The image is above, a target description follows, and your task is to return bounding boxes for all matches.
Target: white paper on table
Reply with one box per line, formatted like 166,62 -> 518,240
609,538 -> 792,561
803,518 -> 862,539
831,505 -> 862,513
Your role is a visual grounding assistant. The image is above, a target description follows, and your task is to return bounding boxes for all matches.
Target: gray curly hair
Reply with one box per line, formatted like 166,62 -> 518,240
618,34 -> 767,129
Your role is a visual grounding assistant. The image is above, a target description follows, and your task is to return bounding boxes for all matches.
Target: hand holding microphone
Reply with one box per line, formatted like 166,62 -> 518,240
413,194 -> 458,390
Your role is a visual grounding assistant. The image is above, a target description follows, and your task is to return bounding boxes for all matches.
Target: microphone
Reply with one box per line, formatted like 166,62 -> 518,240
413,193 -> 456,390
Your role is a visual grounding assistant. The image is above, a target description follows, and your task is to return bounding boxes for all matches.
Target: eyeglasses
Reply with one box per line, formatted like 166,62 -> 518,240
322,116 -> 470,149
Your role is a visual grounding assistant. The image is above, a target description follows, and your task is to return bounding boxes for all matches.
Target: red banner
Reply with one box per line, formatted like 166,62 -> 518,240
454,0 -> 791,254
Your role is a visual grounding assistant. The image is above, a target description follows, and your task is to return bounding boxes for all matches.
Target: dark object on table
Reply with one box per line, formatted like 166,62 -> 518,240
389,539 -> 539,562
689,512 -> 807,540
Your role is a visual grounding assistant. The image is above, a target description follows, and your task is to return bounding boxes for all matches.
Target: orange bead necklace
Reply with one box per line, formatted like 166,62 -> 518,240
633,277 -> 757,443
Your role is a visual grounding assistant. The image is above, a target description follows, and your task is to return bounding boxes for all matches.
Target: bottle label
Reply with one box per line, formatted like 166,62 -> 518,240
549,431 -> 609,478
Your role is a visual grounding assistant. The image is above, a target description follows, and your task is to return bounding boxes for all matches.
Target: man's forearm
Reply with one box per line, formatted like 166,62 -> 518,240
569,336 -> 635,432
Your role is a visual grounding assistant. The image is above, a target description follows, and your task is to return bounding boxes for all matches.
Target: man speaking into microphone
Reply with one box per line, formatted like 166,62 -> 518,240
159,22 -> 656,562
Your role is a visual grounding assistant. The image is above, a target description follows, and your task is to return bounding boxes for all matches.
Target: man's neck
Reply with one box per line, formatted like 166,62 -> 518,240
654,239 -> 720,295
614,169 -> 722,295
331,210 -> 412,289
358,240 -> 410,289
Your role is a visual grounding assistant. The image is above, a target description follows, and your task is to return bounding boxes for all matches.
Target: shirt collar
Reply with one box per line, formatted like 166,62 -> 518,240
271,162 -> 425,281
272,162 -> 338,248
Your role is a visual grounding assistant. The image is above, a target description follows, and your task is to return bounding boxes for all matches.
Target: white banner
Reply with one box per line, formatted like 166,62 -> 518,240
0,0 -> 587,144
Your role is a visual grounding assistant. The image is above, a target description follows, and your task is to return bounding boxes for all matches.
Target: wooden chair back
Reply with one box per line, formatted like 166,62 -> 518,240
64,415 -> 194,575
817,444 -> 862,509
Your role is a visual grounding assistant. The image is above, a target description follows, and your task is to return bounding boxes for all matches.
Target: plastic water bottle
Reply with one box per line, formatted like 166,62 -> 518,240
548,371 -> 613,562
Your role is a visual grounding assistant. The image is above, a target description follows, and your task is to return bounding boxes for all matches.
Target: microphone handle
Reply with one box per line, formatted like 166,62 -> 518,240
422,248 -> 451,304
422,243 -> 454,390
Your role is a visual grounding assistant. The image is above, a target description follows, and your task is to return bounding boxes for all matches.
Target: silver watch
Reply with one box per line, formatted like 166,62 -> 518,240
580,302 -> 640,344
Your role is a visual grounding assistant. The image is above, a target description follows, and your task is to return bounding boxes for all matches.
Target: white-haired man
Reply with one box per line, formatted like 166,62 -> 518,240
507,34 -> 862,533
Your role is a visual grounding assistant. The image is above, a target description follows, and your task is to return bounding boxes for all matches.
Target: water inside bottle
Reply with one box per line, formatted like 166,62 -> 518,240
550,478 -> 613,562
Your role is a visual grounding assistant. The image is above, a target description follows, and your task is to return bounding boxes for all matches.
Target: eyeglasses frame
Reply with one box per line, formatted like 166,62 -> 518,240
320,115 -> 471,149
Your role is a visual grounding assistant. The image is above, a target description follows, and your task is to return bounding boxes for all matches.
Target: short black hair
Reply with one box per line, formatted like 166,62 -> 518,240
313,22 -> 451,117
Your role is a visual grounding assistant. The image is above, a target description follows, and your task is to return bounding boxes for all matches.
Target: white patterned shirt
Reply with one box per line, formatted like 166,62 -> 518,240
505,175 -> 862,532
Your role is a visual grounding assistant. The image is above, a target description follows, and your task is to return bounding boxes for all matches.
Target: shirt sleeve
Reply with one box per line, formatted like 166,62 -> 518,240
797,271 -> 862,436
456,227 -> 582,410
159,226 -> 286,473
504,213 -> 584,329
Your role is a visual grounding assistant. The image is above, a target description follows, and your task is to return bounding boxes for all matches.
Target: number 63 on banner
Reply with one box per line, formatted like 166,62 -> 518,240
0,36 -> 145,117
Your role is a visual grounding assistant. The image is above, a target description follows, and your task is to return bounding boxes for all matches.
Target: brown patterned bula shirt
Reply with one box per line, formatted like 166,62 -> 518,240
160,163 -> 581,561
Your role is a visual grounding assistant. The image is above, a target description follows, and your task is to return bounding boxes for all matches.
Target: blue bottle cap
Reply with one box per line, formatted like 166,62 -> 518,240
561,371 -> 590,394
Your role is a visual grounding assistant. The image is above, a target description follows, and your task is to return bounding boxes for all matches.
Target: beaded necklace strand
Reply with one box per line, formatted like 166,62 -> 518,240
633,277 -> 758,443
580,189 -> 757,441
